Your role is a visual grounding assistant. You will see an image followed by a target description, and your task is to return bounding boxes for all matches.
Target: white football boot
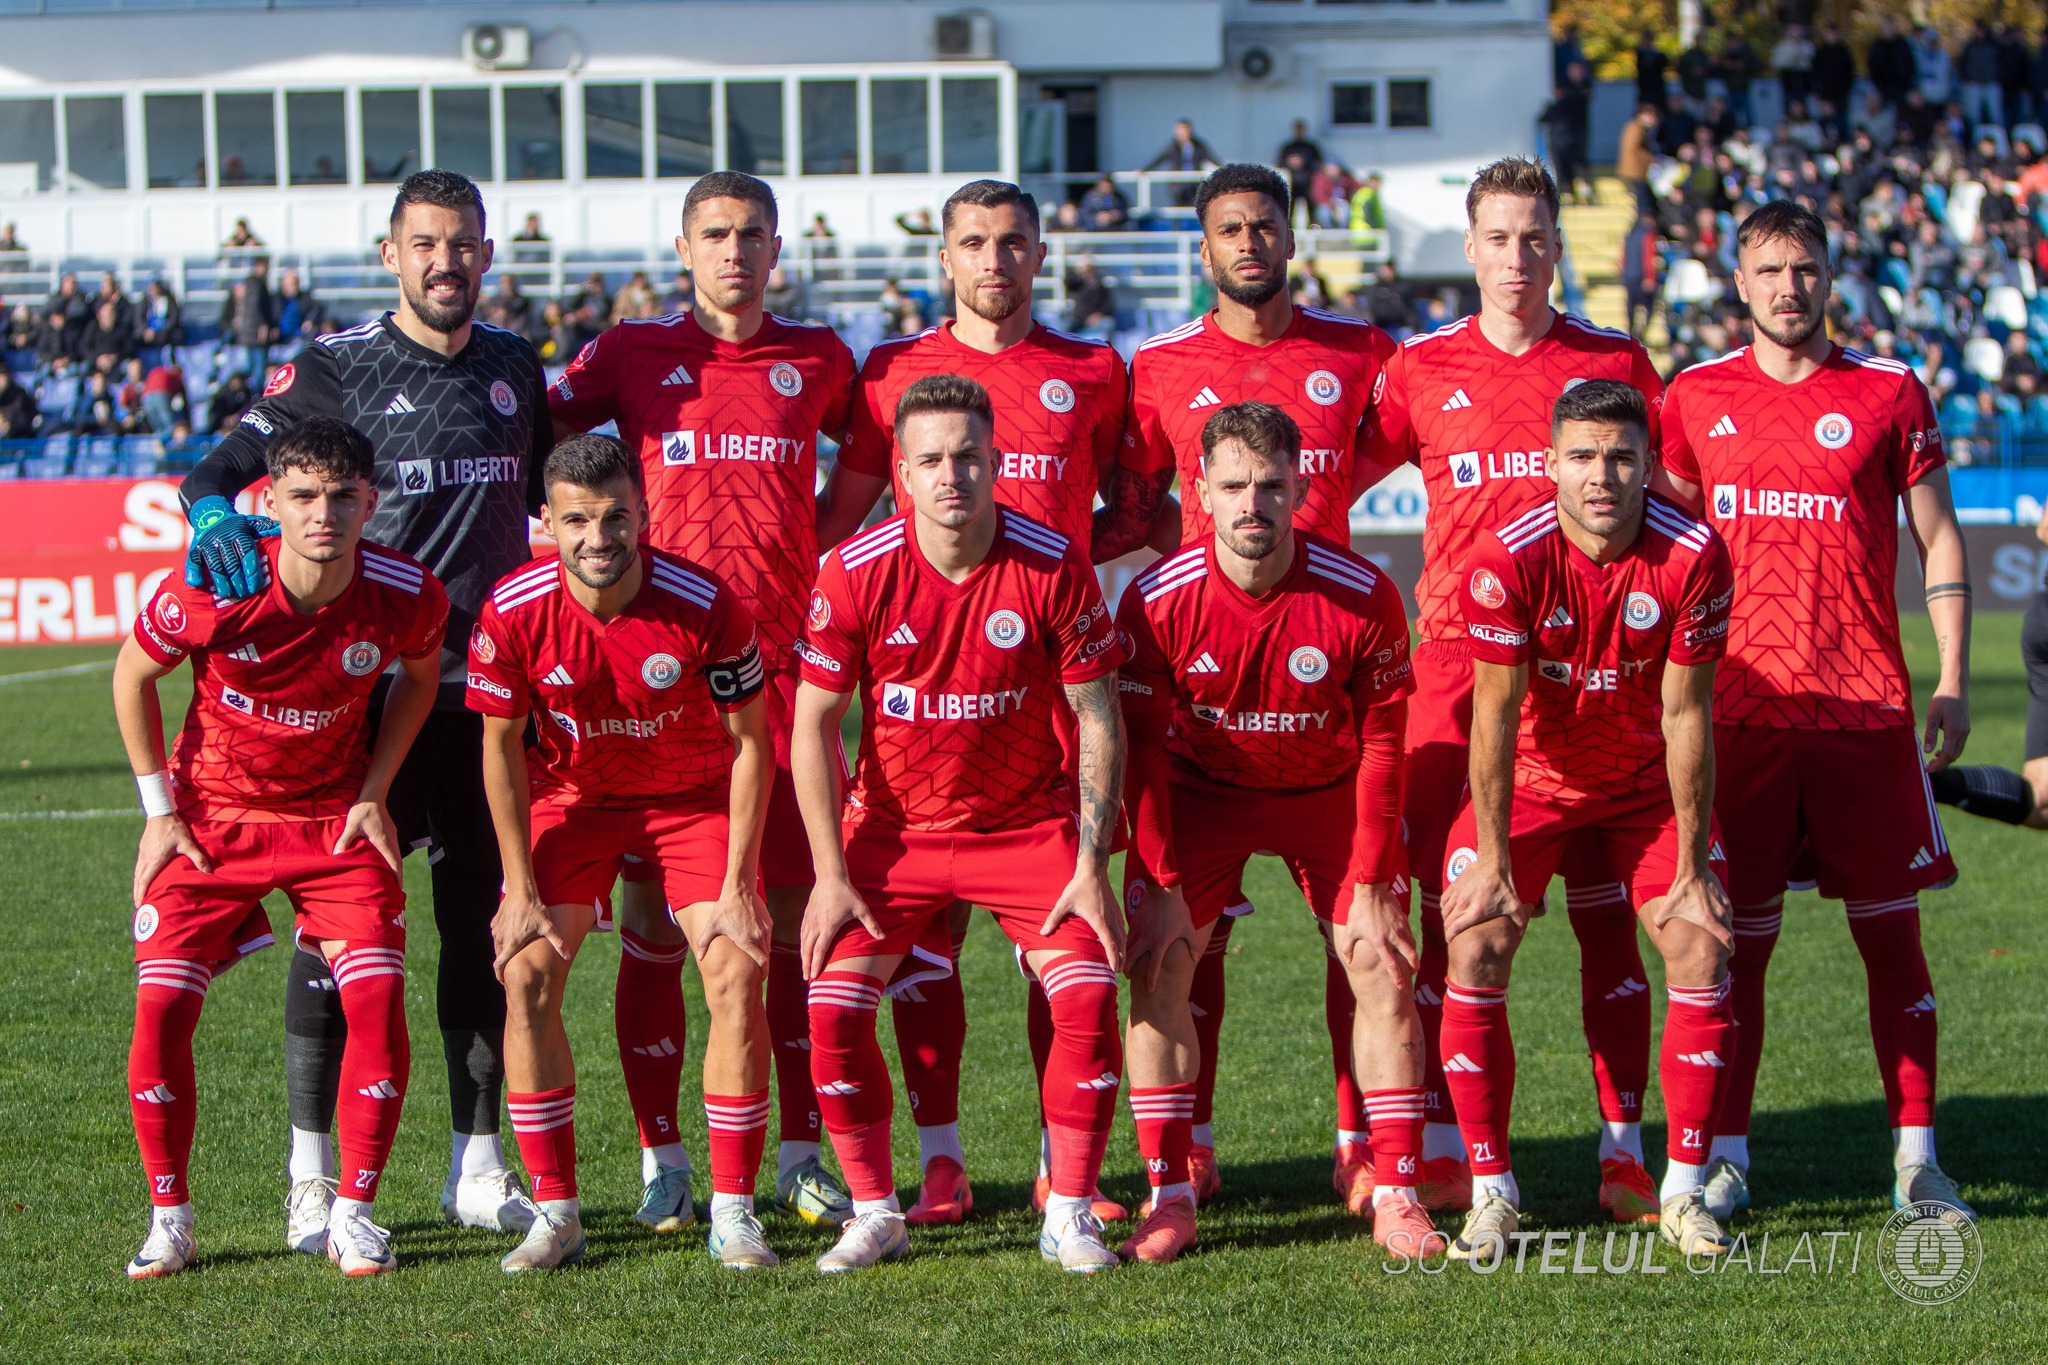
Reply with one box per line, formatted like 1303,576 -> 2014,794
127,1205 -> 196,1279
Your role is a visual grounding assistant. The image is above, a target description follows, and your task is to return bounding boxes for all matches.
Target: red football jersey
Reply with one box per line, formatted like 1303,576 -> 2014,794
133,540 -> 448,822
799,508 -> 1122,832
837,321 -> 1129,544
1117,534 -> 1414,791
465,547 -> 765,808
1461,494 -> 1733,800
1661,344 -> 1945,731
1362,312 -> 1665,644
1119,306 -> 1395,545
546,311 -> 856,662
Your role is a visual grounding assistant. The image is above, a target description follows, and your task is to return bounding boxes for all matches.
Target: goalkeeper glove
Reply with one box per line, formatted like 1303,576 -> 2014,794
183,495 -> 279,599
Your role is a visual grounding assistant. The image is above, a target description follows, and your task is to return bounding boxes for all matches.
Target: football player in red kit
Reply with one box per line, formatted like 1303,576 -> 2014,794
792,374 -> 1128,1274
1095,162 -> 1398,1207
468,435 -> 777,1272
1357,157 -> 1670,1220
1116,401 -> 1435,1264
1658,199 -> 1974,1224
1437,380 -> 1738,1262
547,172 -> 859,1230
113,417 -> 447,1278
817,179 -> 1131,1224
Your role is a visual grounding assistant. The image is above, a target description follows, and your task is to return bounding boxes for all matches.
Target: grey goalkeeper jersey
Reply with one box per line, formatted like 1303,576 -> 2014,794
182,313 -> 552,705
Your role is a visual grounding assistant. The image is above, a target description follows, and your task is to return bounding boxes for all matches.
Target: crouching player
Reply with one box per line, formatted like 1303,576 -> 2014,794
1114,401 -> 1435,1262
792,374 -> 1129,1274
1437,380 -> 1740,1260
467,434 -> 779,1272
113,417 -> 447,1277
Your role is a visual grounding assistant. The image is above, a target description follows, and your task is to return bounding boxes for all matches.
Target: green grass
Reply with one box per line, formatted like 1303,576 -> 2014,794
0,620 -> 2043,1362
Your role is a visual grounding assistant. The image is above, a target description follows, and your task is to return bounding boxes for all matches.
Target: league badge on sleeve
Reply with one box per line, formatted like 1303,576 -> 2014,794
1468,568 -> 1505,609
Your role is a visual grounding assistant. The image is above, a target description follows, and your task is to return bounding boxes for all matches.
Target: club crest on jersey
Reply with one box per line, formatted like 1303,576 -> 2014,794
263,363 -> 296,397
1304,369 -> 1342,406
471,626 -> 497,664
1288,646 -> 1330,683
807,590 -> 831,632
985,609 -> 1026,649
1449,452 -> 1482,489
1445,846 -> 1479,883
133,904 -> 159,942
661,430 -> 697,465
1039,378 -> 1076,413
881,682 -> 919,720
1623,592 -> 1661,630
641,653 -> 682,689
341,641 -> 384,676
1813,412 -> 1854,450
154,592 -> 187,635
1468,568 -> 1506,609
769,362 -> 803,397
490,379 -> 519,416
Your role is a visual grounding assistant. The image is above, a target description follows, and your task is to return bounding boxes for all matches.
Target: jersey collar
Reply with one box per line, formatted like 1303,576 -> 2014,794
377,311 -> 477,367
263,538 -> 362,618
1203,532 -> 1304,616
1739,340 -> 1844,389
1200,304 -> 1305,353
680,307 -> 779,358
905,508 -> 1003,597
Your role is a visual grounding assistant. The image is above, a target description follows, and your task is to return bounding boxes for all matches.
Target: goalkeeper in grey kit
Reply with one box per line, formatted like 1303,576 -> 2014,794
179,169 -> 554,1248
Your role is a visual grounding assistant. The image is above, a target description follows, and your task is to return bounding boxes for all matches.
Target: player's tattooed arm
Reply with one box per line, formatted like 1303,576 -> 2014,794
1090,466 -> 1174,563
112,635 -> 213,908
1654,658 -> 1733,947
1906,470 -> 1972,770
1065,674 -> 1127,870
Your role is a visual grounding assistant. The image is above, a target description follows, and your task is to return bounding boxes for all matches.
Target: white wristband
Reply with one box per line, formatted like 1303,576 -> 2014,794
137,772 -> 175,819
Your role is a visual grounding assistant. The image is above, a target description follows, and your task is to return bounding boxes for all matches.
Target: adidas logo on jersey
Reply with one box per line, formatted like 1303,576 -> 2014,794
383,391 -> 416,416
1677,1050 -> 1726,1068
1188,652 -> 1222,674
815,1080 -> 862,1097
1542,606 -> 1573,629
1441,388 -> 1473,411
1605,977 -> 1648,1001
1905,992 -> 1938,1015
133,1083 -> 176,1104
1442,1052 -> 1484,1073
1908,846 -> 1935,869
1187,386 -> 1222,410
887,624 -> 920,646
1708,414 -> 1738,438
357,1078 -> 401,1100
543,665 -> 575,687
633,1037 -> 679,1057
1414,984 -> 1442,1007
228,643 -> 261,663
1075,1073 -> 1121,1091
660,363 -> 693,387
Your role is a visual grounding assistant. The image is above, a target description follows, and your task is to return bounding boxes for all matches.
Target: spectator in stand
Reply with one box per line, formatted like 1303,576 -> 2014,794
658,269 -> 693,314
806,212 -> 837,244
1658,91 -> 1700,156
1998,24 -> 2031,128
1771,24 -> 1815,106
1960,22 -> 2006,132
115,357 -> 147,433
2033,32 -> 2048,129
7,302 -> 34,352
0,366 -> 39,438
1064,259 -> 1115,338
894,208 -> 938,236
1077,174 -> 1130,231
1543,67 -> 1593,203
762,267 -> 807,320
1310,161 -> 1357,229
482,274 -> 536,341
137,278 -> 181,360
140,360 -> 186,436
1349,170 -> 1386,250
221,217 -> 263,250
511,212 -> 551,265
1700,93 -> 1738,144
34,308 -> 77,371
1553,20 -> 1586,88
67,368 -> 116,435
1869,16 -> 1916,107
273,269 -> 327,343
79,298 -> 134,370
1715,31 -> 1760,125
1914,28 -> 1956,110
44,273 -> 88,328
1620,210 -> 1661,342
1617,103 -> 1659,218
1360,261 -> 1411,336
1853,90 -> 1898,148
0,222 -> 23,256
215,280 -> 270,380
204,369 -> 252,434
1635,31 -> 1669,107
1143,119 -> 1219,206
1677,33 -> 1713,111
564,271 -> 611,351
877,278 -> 922,336
1813,24 -> 1856,117
93,272 -> 132,332
1050,200 -> 1083,232
608,270 -> 659,323
1277,119 -> 1322,227
36,354 -> 76,416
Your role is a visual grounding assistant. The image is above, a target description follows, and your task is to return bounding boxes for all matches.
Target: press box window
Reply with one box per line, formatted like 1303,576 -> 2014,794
1331,83 -> 1375,127
1388,79 -> 1431,129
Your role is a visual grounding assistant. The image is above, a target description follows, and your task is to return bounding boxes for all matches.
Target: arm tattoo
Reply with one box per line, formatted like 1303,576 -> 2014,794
1090,467 -> 1174,563
1064,674 -> 1126,871
1924,581 -> 1972,602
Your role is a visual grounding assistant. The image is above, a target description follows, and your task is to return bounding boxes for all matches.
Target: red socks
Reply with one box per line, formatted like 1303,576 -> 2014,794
1025,968 -> 1054,1123
508,1086 -> 577,1201
768,941 -> 818,1145
1363,1086 -> 1426,1188
1567,887 -> 1650,1124
1717,904 -> 1783,1143
1440,980 -> 1512,1174
1190,915 -> 1231,1129
1660,977 -> 1735,1167
615,930 -> 689,1150
1129,1083 -> 1196,1189
807,971 -> 894,1201
704,1089 -> 771,1196
891,929 -> 966,1129
1324,945 -> 1368,1134
1037,955 -> 1122,1198
129,961 -> 210,1205
1416,889 -> 1453,1126
1846,898 -> 1937,1128
330,944 -> 409,1202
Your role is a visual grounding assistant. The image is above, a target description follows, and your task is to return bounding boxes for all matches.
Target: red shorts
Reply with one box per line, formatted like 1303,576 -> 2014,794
1442,784 -> 1726,909
622,663 -> 822,893
135,817 -> 404,965
828,818 -> 1107,965
530,796 -> 730,932
1715,725 -> 1954,904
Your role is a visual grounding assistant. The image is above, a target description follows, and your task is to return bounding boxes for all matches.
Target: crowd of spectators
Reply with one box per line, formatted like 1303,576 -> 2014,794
1609,20 -> 2048,464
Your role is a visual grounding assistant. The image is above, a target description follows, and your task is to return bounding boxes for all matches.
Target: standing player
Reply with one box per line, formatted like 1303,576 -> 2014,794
547,172 -> 858,1231
1094,162 -> 1397,1207
816,178 -> 1130,1223
792,375 -> 1128,1274
467,435 -> 780,1271
1358,157 -> 1668,1220
1658,199 -> 1974,1222
1115,401 -> 1435,1263
1437,380 -> 1738,1260
179,170 -> 552,1246
114,418 -> 446,1277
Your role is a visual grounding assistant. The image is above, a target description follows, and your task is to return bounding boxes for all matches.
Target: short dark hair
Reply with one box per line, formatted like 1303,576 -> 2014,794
1465,156 -> 1560,229
1200,400 -> 1300,467
267,416 -> 375,484
1735,198 -> 1829,263
1550,379 -> 1649,441
1194,163 -> 1291,228
683,171 -> 778,233
390,169 -> 485,235
544,432 -> 644,496
942,179 -> 1040,236
893,373 -> 994,441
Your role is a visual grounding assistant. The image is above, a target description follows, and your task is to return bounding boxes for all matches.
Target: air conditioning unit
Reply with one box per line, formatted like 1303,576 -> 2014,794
934,9 -> 996,60
463,24 -> 532,71
1228,41 -> 1292,85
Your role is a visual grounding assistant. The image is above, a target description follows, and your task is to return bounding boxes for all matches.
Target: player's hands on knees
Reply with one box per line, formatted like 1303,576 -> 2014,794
183,496 -> 280,600
1440,863 -> 1528,941
491,882 -> 566,979
703,877 -> 773,971
800,876 -> 883,979
133,815 -> 211,908
1124,881 -> 1194,992
1044,865 -> 1125,974
333,800 -> 403,873
1650,869 -> 1734,949
1336,881 -> 1419,977
1922,691 -> 1970,772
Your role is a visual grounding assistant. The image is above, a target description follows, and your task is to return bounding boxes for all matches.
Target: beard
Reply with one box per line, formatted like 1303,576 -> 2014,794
1217,515 -> 1281,561
1216,267 -> 1285,309
404,270 -> 480,334
1752,301 -> 1824,350
565,544 -> 635,591
958,279 -> 1026,322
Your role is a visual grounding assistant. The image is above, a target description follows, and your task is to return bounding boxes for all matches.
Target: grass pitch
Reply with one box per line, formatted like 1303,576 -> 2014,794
0,619 -> 2042,1362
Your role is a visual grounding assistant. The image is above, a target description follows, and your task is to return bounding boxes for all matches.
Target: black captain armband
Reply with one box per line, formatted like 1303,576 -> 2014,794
1924,581 -> 1972,603
1927,764 -> 2033,826
704,640 -> 768,705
